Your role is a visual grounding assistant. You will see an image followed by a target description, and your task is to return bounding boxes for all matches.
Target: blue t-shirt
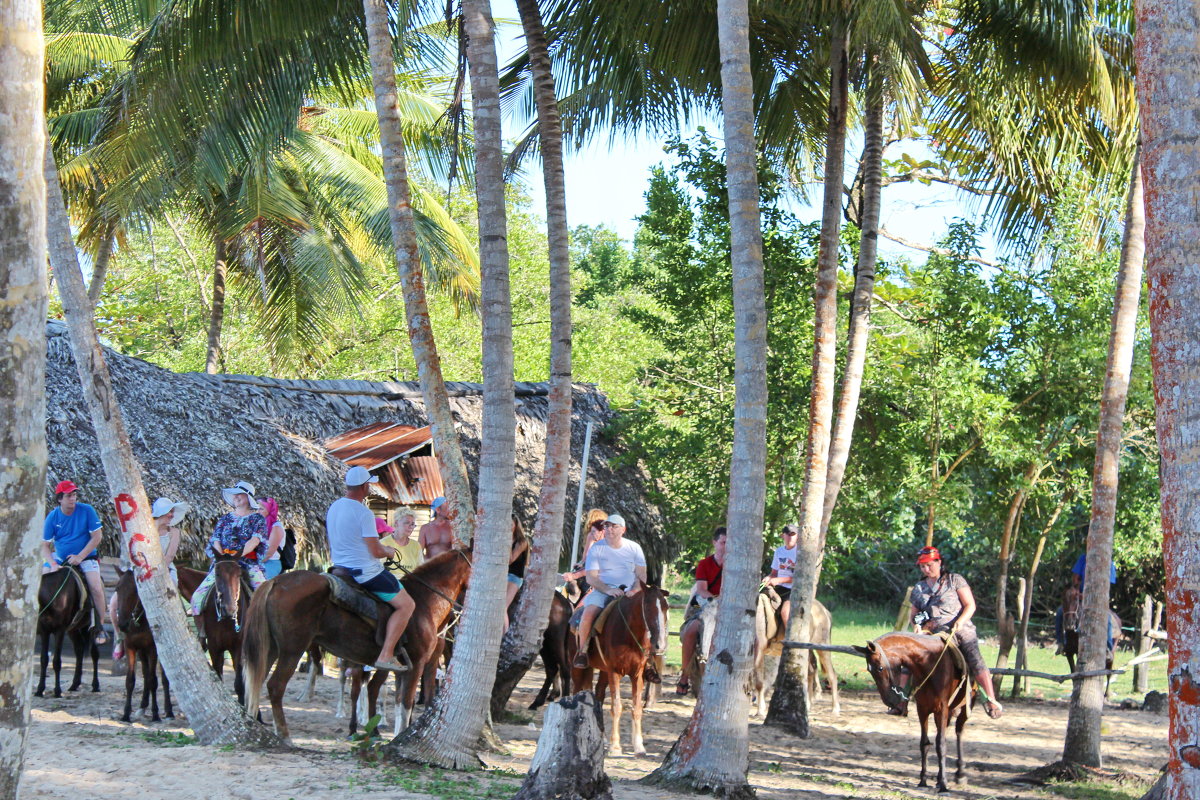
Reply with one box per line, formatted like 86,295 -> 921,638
1072,553 -> 1117,584
43,503 -> 103,562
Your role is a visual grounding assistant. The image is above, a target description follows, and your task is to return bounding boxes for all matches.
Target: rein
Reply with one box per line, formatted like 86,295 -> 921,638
37,568 -> 77,617
878,633 -> 968,712
389,555 -> 467,613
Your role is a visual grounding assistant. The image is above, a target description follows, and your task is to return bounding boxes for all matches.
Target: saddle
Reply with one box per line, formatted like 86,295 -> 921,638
61,566 -> 92,632
934,631 -> 971,717
325,569 -> 393,649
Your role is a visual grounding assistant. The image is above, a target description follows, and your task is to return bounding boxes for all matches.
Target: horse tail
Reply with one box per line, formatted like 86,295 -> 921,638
241,578 -> 276,717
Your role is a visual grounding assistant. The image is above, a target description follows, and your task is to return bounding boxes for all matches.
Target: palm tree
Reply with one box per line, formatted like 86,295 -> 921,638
491,0 -> 575,716
647,0 -> 765,792
45,140 -> 277,747
388,0 -> 515,767
1062,144 -> 1143,768
1133,11 -> 1200,800
0,2 -> 48,793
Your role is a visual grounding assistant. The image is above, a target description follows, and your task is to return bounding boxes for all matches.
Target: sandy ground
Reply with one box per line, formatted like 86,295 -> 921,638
20,654 -> 1167,800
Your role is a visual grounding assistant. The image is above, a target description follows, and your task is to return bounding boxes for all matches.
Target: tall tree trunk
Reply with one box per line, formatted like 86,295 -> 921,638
204,236 -> 226,375
492,0 -> 574,717
1013,489 -> 1068,697
87,226 -> 115,308
646,1 -> 765,792
0,9 -> 47,795
820,58 -> 884,541
360,0 -> 475,540
45,142 -> 275,747
765,20 -> 849,736
389,0 -> 514,767
1062,145 -> 1145,767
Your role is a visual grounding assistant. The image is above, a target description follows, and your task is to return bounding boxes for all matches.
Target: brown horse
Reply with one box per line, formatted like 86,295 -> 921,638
528,591 -> 574,711
196,556 -> 253,704
113,570 -> 172,722
241,548 -> 474,744
569,586 -> 669,756
856,633 -> 971,793
1062,585 -> 1122,696
750,594 -> 840,716
35,566 -> 99,698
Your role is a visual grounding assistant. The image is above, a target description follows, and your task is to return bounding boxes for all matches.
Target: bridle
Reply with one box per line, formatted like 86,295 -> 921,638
869,641 -> 913,711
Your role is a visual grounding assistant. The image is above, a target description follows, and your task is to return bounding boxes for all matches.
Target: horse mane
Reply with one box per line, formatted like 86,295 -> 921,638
398,548 -> 471,604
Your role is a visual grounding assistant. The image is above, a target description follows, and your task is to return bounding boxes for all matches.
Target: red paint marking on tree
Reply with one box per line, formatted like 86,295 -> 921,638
128,532 -> 153,582
114,493 -> 138,531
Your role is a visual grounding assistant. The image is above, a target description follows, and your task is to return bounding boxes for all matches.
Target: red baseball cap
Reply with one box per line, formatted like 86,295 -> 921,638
917,546 -> 942,564
54,480 -> 78,494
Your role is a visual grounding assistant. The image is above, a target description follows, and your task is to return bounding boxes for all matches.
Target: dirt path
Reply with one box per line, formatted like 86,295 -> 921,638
21,658 -> 1166,799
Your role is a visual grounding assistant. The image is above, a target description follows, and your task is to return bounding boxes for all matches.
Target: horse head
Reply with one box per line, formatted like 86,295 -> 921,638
114,569 -> 143,633
1063,584 -> 1082,632
645,585 -> 670,656
213,554 -> 245,631
855,637 -> 911,713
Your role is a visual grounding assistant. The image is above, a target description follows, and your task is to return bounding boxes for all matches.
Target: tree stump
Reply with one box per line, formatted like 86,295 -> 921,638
512,691 -> 612,800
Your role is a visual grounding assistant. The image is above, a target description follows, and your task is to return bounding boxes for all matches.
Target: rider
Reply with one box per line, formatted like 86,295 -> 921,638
909,545 -> 1003,719
326,465 -> 415,672
504,516 -> 529,631
1055,551 -> 1118,652
676,527 -> 726,694
418,497 -> 455,561
112,497 -> 187,659
42,480 -> 110,645
572,514 -> 647,669
190,481 -> 268,636
259,497 -> 287,580
763,523 -> 799,630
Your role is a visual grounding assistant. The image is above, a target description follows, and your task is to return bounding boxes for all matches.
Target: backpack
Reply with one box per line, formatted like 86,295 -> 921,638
279,528 -> 297,572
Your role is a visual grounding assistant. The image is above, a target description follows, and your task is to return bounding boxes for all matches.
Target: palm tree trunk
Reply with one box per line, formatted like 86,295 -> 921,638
765,19 -> 849,736
0,10 -> 47,794
45,141 -> 275,747
389,0 -> 514,767
204,236 -> 227,375
1062,145 -> 1144,767
87,226 -> 115,307
819,58 -> 884,542
492,0 -> 574,717
647,1 -> 764,793
360,0 -> 475,540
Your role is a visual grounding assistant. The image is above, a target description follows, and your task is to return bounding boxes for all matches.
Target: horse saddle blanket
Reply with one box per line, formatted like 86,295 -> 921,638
324,572 -> 383,624
758,592 -> 780,643
64,567 -> 92,631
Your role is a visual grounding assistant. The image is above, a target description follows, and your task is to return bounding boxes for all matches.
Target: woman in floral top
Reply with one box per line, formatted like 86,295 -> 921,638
190,481 -> 268,620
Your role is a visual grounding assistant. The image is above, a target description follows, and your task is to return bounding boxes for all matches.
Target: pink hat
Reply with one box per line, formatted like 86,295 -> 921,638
375,518 -> 395,535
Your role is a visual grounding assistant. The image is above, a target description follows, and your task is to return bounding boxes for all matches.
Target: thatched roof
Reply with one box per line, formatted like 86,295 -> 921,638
44,320 -> 669,572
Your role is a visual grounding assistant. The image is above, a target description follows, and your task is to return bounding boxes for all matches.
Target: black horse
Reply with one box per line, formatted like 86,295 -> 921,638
35,566 -> 99,697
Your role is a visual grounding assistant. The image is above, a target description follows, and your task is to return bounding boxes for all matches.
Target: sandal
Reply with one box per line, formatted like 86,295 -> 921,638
984,699 -> 1003,719
674,681 -> 690,696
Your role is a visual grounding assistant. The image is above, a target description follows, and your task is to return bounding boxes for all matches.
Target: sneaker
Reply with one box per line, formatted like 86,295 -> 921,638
372,658 -> 410,673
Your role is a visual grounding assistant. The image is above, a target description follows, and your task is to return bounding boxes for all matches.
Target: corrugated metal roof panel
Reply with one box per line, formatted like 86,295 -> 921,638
325,423 -> 443,506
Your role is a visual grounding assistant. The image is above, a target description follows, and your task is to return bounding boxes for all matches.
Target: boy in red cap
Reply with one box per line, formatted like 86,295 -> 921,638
42,480 -> 110,644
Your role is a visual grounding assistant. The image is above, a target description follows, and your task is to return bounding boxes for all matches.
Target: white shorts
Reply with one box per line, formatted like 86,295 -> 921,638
582,590 -> 616,610
76,559 -> 100,574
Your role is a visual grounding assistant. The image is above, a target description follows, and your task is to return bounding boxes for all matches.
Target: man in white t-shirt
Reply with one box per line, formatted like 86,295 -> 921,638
573,513 -> 647,668
763,523 -> 798,629
326,466 -> 414,672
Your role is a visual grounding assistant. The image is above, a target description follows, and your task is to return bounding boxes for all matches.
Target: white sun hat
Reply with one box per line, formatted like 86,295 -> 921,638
151,497 -> 189,525
221,480 -> 260,509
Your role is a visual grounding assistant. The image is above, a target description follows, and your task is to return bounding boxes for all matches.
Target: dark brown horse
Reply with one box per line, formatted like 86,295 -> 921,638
197,556 -> 253,704
528,591 -> 574,711
242,548 -> 474,744
35,567 -> 99,698
856,633 -> 971,793
113,570 -> 172,722
1062,585 -> 1122,696
569,586 -> 669,756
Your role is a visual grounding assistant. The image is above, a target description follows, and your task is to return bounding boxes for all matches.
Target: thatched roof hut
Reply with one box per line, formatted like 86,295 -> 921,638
44,321 -> 669,573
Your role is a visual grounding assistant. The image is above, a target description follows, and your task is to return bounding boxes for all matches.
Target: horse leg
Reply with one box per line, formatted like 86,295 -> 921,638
35,632 -> 48,697
52,630 -> 65,697
607,671 -> 623,756
89,635 -> 100,692
954,707 -> 967,783
399,657 -> 423,734
348,667 -> 362,737
935,706 -> 950,792
818,650 -> 840,715
808,651 -> 822,703
233,650 -> 246,707
122,648 -> 137,722
630,670 -> 647,756
917,707 -> 931,788
298,649 -> 319,701
147,649 -> 162,722
335,660 -> 348,719
367,669 -> 388,734
162,659 -> 174,719
265,645 -> 304,745
68,629 -> 85,692
140,650 -> 153,716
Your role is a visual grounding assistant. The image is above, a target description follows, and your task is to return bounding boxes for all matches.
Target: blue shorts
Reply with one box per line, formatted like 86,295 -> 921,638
263,560 -> 282,580
358,570 -> 403,602
507,573 -> 524,588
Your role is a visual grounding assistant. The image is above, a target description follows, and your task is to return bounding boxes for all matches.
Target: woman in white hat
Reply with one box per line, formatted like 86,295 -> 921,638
112,497 -> 188,659
189,481 -> 268,619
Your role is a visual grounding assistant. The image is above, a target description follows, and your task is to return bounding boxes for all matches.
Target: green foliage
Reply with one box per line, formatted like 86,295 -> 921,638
139,731 -> 198,747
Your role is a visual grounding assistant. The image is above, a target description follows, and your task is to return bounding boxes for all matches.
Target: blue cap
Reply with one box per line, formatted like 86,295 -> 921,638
431,497 -> 447,511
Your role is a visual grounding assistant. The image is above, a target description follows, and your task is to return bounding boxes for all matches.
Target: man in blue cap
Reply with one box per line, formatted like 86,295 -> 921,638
418,496 -> 455,561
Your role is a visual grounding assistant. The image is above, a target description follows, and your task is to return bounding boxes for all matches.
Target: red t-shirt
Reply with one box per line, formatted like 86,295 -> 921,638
695,555 -> 723,597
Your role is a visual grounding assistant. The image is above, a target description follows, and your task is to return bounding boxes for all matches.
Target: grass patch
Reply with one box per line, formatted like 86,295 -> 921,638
139,731 -> 197,747
372,766 -> 522,799
1038,781 -> 1152,800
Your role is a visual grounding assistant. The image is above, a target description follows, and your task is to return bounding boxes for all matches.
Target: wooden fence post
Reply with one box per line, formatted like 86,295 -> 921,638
1135,594 -> 1153,693
894,587 -> 913,631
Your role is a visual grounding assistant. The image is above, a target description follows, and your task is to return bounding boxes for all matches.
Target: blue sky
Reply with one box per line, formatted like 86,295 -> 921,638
490,1 -> 999,262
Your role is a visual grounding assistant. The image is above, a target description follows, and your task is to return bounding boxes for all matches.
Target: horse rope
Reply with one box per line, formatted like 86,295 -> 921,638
37,568 -> 75,617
